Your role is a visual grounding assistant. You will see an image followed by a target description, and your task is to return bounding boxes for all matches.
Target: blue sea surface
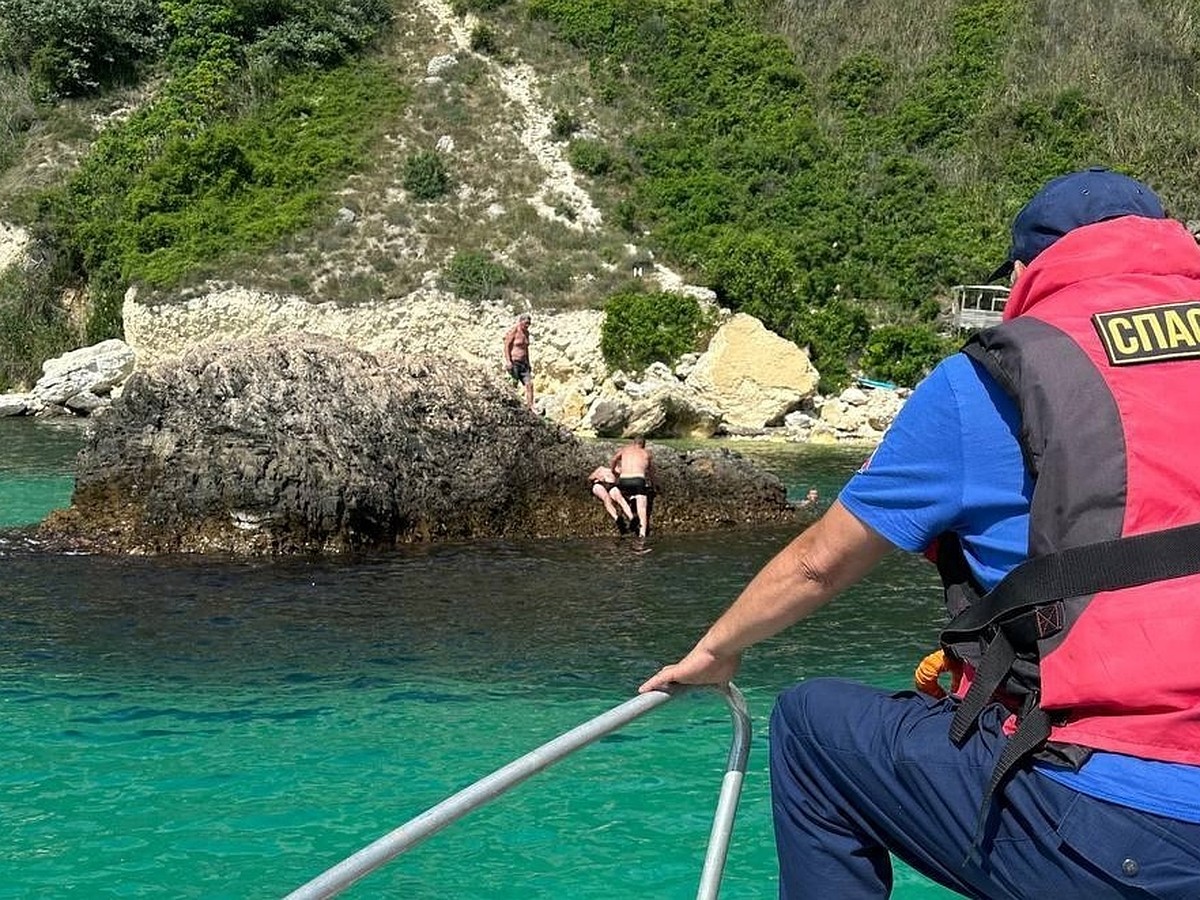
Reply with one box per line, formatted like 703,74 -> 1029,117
0,419 -> 958,898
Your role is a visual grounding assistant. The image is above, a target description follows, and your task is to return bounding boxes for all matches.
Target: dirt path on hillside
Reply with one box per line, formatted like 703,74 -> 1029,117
413,0 -> 603,230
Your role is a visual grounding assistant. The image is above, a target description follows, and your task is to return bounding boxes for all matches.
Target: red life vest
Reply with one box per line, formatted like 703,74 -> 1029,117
940,215 -> 1200,772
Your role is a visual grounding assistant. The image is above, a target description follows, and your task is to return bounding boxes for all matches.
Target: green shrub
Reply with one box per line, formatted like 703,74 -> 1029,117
613,198 -> 637,233
860,324 -> 955,387
600,289 -> 712,373
469,24 -> 499,54
445,250 -> 508,301
704,230 -> 798,331
403,150 -> 451,201
0,0 -> 166,97
567,138 -> 612,175
892,0 -> 1014,150
0,262 -> 74,391
990,89 -> 1104,187
165,0 -> 393,72
43,58 -> 406,294
791,298 -> 871,393
828,53 -> 890,113
550,107 -> 579,141
450,0 -> 511,13
239,0 -> 393,70
83,262 -> 124,344
552,198 -> 577,221
0,0 -> 390,99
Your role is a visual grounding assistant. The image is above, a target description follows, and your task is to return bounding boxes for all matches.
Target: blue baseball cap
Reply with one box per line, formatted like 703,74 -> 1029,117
989,167 -> 1166,281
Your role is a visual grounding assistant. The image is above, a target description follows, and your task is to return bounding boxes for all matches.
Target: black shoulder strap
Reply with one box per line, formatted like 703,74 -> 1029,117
943,521 -> 1200,642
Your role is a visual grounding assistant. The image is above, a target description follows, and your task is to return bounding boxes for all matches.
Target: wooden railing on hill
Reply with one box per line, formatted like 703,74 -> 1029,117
951,284 -> 1010,330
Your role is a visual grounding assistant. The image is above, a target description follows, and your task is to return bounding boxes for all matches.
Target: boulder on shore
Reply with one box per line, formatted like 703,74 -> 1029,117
685,312 -> 820,429
38,335 -> 801,554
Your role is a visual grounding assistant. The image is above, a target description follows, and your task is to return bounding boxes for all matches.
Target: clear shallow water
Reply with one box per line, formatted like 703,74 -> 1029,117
0,418 -> 84,529
1,422 -> 957,898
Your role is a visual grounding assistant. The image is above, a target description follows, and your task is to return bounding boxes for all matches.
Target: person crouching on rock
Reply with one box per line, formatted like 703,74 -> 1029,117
588,464 -> 634,533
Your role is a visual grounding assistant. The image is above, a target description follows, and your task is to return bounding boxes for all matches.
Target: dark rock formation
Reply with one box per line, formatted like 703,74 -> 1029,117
38,335 -> 800,554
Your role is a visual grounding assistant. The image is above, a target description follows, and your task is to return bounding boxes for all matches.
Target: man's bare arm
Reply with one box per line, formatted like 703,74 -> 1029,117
639,501 -> 894,692
502,329 -> 514,366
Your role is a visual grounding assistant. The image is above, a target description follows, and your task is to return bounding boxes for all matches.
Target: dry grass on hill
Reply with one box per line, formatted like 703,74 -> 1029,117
770,0 -> 1200,215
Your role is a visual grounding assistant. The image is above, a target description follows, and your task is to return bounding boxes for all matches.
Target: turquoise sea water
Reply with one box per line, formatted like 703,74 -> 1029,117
0,419 -> 958,899
0,418 -> 82,529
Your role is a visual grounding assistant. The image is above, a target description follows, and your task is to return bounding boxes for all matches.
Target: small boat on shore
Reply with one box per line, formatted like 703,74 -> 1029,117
856,376 -> 899,391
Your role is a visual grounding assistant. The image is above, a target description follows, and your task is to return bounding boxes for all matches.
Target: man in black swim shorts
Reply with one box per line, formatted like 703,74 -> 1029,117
502,313 -> 534,410
610,436 -> 655,539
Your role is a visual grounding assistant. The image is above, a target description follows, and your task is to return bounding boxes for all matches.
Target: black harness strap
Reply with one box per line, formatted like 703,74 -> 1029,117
986,705 -> 1052,802
943,521 -> 1200,642
949,630 -> 1015,745
965,705 -> 1053,863
944,522 -> 1200,856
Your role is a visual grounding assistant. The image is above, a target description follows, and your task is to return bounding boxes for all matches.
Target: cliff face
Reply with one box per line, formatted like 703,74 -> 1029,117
38,334 -> 799,554
121,288 -> 854,439
120,284 -> 611,425
1,0 -> 907,440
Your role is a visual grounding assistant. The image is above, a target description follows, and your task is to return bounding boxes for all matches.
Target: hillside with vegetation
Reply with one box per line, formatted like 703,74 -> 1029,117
2,0 -> 1198,393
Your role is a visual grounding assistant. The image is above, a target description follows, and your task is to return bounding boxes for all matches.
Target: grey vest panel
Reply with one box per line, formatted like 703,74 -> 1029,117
963,316 -> 1127,557
964,317 -> 1128,661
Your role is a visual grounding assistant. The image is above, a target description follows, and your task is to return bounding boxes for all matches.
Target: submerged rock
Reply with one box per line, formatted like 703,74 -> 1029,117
38,335 -> 799,554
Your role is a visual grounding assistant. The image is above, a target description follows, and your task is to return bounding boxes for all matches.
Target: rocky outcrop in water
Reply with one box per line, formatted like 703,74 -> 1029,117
37,335 -> 800,554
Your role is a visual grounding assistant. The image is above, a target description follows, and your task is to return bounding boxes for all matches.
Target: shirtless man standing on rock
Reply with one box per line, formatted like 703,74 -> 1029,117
502,312 -> 534,410
610,436 -> 654,539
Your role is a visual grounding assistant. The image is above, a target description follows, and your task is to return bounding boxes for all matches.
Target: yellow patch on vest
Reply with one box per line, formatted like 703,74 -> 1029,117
1093,301 -> 1200,365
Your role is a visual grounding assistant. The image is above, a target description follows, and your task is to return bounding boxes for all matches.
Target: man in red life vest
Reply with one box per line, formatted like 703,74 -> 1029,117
640,168 -> 1200,898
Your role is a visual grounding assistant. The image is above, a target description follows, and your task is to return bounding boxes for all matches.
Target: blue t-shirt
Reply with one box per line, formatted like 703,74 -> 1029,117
839,352 -> 1200,823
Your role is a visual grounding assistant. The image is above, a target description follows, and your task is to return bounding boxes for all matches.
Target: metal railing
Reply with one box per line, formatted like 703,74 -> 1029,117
284,684 -> 751,900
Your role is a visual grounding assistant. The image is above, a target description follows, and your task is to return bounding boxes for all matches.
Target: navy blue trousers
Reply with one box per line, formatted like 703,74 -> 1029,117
769,678 -> 1200,899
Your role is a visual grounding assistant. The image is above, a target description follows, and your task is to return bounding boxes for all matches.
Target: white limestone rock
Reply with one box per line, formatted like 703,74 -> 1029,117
32,339 -> 136,407
0,393 -> 30,416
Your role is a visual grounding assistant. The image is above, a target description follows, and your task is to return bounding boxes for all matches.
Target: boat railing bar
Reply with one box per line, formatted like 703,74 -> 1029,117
283,683 -> 751,900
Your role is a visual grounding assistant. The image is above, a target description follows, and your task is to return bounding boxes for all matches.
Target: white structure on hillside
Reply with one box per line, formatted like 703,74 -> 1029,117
951,284 -> 1009,330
